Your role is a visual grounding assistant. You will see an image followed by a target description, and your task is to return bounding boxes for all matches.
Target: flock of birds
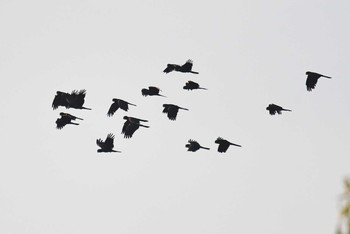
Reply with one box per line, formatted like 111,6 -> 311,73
52,59 -> 332,154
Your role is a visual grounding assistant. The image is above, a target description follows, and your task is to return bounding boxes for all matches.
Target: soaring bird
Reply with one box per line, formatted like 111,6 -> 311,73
163,59 -> 199,74
305,71 -> 331,91
96,133 -> 121,153
141,86 -> 166,97
162,104 -> 189,121
55,112 -> 83,129
183,80 -> 207,90
266,104 -> 291,115
122,116 -> 149,138
215,137 -> 241,153
107,98 -> 136,117
52,89 -> 91,110
185,139 -> 210,152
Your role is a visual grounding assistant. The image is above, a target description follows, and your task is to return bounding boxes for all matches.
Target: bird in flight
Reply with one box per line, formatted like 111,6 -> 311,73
55,112 -> 83,129
52,89 -> 91,110
215,137 -> 241,153
305,71 -> 331,91
266,104 -> 291,115
183,80 -> 207,91
162,104 -> 189,121
122,116 -> 149,138
185,139 -> 210,152
96,133 -> 121,153
163,59 -> 199,74
141,86 -> 166,97
107,98 -> 136,117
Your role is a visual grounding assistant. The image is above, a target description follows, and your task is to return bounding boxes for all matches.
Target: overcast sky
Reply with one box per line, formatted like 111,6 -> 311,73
1,0 -> 350,233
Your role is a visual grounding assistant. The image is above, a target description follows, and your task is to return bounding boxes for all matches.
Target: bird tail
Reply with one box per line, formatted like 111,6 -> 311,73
76,117 -> 84,120
198,87 -> 208,90
179,107 -> 189,111
158,94 -> 167,97
230,143 -> 242,147
70,122 -> 79,126
139,124 -> 150,128
81,107 -> 92,110
129,102 -> 137,106
282,108 -> 292,112
112,150 -> 122,153
200,146 -> 210,150
322,75 -> 332,79
190,71 -> 199,74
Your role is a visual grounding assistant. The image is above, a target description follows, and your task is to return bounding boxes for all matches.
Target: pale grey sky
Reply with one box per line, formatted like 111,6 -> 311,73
1,0 -> 350,233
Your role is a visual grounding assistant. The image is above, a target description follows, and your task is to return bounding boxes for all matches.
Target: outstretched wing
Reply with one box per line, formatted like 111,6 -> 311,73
104,133 -> 115,149
122,121 -> 139,138
218,143 -> 230,153
56,117 -> 69,129
163,64 -> 179,73
52,92 -> 69,109
96,138 -> 105,149
107,102 -> 119,116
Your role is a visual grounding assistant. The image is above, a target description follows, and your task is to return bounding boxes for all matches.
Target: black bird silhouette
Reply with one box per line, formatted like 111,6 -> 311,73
305,71 -> 331,91
185,139 -> 210,152
162,104 -> 189,121
215,137 -> 241,153
96,133 -> 121,153
55,112 -> 83,129
163,59 -> 199,74
107,98 -> 136,117
183,80 -> 207,90
52,89 -> 91,110
122,116 -> 149,138
141,86 -> 166,97
266,104 -> 291,115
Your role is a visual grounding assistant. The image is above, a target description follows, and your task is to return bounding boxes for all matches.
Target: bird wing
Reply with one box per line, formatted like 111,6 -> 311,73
218,143 -> 230,153
52,92 -> 69,109
104,133 -> 115,149
148,86 -> 160,93
118,99 -> 129,111
107,102 -> 119,116
56,117 -> 68,129
163,64 -> 179,73
122,121 -> 139,138
96,138 -> 105,149
181,60 -> 193,71
167,106 -> 179,120
306,76 -> 318,91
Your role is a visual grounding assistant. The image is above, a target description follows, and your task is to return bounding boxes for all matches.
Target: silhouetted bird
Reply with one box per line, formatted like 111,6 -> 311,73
183,80 -> 207,90
185,139 -> 210,152
305,71 -> 331,91
215,137 -> 241,153
122,116 -> 149,138
96,133 -> 121,153
266,104 -> 291,115
52,89 -> 91,110
163,59 -> 199,74
107,98 -> 136,117
55,112 -> 83,129
141,86 -> 166,97
162,104 -> 189,121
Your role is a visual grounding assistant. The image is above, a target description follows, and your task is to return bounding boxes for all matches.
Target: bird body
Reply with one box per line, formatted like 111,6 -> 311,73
52,89 -> 91,110
162,104 -> 189,120
266,104 -> 291,115
107,98 -> 136,116
185,139 -> 210,152
305,71 -> 331,91
122,116 -> 149,138
141,86 -> 166,97
55,112 -> 83,129
96,133 -> 121,153
163,59 -> 199,74
183,80 -> 207,90
215,137 -> 241,153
